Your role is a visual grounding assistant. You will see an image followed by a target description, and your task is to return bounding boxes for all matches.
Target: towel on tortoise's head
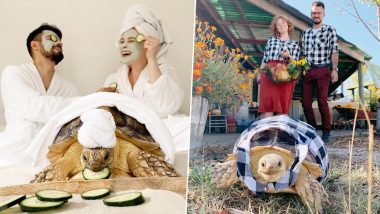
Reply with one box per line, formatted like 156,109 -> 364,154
77,108 -> 116,149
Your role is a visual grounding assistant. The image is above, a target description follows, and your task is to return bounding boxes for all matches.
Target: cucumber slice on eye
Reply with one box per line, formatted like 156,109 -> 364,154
36,189 -> 72,202
136,34 -> 144,43
109,82 -> 118,89
50,34 -> 58,42
0,195 -> 26,211
81,188 -> 111,200
19,196 -> 66,212
103,192 -> 145,207
82,167 -> 111,180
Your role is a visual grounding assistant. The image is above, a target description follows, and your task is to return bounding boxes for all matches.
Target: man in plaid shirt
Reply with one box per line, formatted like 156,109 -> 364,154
301,1 -> 339,143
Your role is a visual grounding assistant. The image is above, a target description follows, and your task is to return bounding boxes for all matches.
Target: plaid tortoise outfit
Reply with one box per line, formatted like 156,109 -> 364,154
233,115 -> 329,192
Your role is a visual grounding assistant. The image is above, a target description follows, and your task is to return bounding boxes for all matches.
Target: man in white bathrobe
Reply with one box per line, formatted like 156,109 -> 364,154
100,4 -> 184,118
0,24 -> 79,166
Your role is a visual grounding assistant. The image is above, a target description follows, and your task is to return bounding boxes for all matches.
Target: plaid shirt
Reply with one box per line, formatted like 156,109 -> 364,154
262,37 -> 300,63
233,115 -> 329,193
301,24 -> 339,65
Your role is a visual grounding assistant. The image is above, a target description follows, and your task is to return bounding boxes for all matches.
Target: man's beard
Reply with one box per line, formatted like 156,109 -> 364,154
43,50 -> 64,65
313,19 -> 321,25
51,52 -> 64,65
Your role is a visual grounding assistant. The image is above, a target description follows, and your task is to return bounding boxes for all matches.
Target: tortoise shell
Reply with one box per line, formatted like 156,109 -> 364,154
249,128 -> 316,164
54,106 -> 154,145
49,106 -> 162,162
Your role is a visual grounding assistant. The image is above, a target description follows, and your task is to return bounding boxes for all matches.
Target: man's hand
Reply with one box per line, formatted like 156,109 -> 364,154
97,87 -> 118,93
143,36 -> 160,61
331,69 -> 338,83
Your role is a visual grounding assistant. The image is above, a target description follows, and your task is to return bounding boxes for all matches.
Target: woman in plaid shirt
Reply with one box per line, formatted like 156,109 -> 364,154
257,15 -> 300,119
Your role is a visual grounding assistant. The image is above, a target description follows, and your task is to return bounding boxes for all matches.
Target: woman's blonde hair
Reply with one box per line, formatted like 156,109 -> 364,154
270,15 -> 294,37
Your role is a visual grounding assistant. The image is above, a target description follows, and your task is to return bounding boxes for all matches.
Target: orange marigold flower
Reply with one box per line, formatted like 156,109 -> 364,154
244,55 -> 250,60
193,69 -> 202,80
224,47 -> 230,53
195,85 -> 203,94
194,63 -> 202,70
236,48 -> 241,53
197,27 -> 202,33
213,38 -> 224,46
240,83 -> 249,89
194,41 -> 206,49
211,26 -> 217,31
217,80 -> 222,84
242,71 -> 246,75
205,84 -> 212,93
248,72 -> 255,79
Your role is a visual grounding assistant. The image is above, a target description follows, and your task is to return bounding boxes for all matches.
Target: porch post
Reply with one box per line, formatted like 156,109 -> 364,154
357,62 -> 365,103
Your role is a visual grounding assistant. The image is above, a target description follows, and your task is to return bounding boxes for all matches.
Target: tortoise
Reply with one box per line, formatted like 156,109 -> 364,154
211,116 -> 330,214
31,106 -> 177,183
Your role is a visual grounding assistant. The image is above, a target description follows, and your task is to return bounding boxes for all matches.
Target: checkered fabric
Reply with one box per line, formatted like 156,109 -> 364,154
262,37 -> 300,63
301,24 -> 339,65
233,115 -> 329,193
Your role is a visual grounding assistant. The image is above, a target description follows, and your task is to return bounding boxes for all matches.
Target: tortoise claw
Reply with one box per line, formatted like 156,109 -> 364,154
30,164 -> 67,183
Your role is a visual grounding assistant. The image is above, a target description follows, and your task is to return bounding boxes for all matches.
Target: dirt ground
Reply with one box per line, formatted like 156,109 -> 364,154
187,132 -> 380,214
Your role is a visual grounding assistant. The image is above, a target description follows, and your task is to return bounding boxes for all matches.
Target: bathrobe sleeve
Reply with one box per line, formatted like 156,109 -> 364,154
1,66 -> 79,124
142,64 -> 184,117
103,65 -> 183,117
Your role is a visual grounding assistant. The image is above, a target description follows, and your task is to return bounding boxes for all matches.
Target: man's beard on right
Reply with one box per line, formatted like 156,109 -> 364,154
313,19 -> 321,25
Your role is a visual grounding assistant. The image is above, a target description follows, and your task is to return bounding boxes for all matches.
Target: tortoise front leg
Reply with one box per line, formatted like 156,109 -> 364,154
31,143 -> 83,183
127,151 -> 177,177
211,160 -> 239,188
294,171 -> 330,214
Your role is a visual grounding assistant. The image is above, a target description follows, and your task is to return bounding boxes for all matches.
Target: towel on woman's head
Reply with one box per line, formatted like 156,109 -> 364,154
77,108 -> 116,148
117,4 -> 173,64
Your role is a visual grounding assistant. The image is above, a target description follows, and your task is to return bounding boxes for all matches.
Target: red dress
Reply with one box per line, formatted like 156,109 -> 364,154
258,60 -> 296,114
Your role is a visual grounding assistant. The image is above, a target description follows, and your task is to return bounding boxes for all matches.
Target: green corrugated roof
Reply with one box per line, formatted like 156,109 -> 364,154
210,0 -> 241,20
239,0 -> 273,23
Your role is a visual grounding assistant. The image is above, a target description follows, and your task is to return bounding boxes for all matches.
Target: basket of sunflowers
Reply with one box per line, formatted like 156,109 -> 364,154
264,58 -> 309,83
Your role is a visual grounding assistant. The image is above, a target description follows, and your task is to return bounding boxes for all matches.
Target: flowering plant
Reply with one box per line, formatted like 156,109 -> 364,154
193,17 -> 257,107
264,58 -> 309,83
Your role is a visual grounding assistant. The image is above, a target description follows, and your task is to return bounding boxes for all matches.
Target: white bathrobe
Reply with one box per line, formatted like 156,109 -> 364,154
0,63 -> 79,167
103,64 -> 183,117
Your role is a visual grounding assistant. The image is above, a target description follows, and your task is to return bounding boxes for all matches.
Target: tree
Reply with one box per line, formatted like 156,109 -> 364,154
335,0 -> 380,42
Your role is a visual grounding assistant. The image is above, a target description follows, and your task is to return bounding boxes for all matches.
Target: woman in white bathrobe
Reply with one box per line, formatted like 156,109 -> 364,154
0,24 -> 79,166
102,4 -> 184,118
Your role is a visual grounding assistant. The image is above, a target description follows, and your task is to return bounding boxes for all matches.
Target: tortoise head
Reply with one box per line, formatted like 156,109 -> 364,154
257,153 -> 286,182
81,147 -> 114,172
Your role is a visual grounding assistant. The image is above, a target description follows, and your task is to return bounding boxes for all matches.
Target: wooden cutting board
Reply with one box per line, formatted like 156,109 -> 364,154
0,177 -> 187,197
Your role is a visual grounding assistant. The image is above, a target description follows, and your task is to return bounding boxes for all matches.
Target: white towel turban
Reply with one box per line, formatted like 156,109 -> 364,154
117,4 -> 173,64
77,109 -> 116,148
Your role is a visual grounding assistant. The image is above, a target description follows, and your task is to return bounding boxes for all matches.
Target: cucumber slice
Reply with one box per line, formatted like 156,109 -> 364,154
82,167 -> 111,180
19,196 -> 65,212
109,82 -> 118,89
103,192 -> 144,207
136,34 -> 144,43
81,188 -> 111,200
0,195 -> 26,211
36,189 -> 72,202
